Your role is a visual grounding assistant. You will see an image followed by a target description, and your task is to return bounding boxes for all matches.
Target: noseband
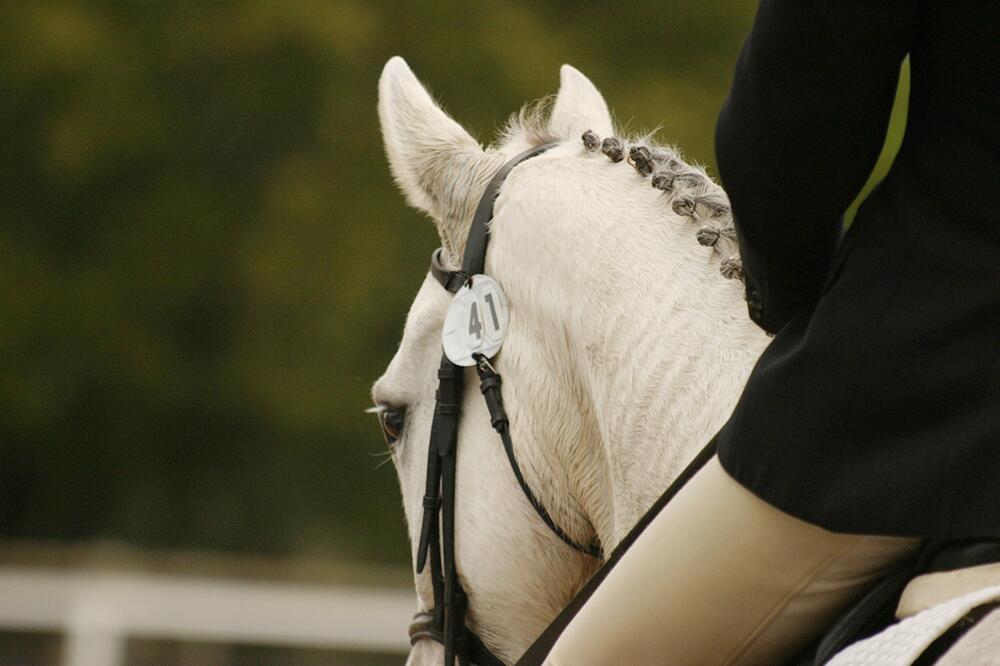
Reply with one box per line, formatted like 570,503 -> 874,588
412,142 -> 602,665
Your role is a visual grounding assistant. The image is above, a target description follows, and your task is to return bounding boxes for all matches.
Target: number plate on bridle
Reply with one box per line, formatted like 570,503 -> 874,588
442,275 -> 509,366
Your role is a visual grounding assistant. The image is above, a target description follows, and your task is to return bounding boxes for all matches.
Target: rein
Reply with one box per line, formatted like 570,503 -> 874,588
412,142 -> 602,666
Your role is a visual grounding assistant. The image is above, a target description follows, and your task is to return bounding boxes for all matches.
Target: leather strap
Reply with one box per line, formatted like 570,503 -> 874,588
462,143 -> 556,277
431,247 -> 468,294
409,611 -> 506,666
431,142 -> 559,290
476,357 -> 602,558
515,436 -> 719,665
416,142 -> 562,666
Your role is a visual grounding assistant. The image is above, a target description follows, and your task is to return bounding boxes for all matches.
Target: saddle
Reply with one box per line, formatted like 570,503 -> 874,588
806,538 -> 1000,665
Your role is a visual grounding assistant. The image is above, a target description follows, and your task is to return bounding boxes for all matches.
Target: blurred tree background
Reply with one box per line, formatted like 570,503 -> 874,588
0,1 -> 904,568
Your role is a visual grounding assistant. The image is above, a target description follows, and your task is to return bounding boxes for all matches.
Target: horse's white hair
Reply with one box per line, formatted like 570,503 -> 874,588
372,57 -> 1000,664
374,55 -> 770,663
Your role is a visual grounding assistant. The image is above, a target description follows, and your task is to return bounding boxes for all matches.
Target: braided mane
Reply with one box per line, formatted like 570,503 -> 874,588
500,102 -> 743,282
581,130 -> 743,282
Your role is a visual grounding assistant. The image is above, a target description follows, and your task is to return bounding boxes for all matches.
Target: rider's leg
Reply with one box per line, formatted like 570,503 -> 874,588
544,456 -> 919,666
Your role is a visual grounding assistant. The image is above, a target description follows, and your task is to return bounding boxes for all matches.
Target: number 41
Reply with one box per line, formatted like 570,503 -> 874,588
469,293 -> 501,339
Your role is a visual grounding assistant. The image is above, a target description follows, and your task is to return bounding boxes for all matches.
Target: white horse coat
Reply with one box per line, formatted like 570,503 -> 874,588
371,57 -> 1000,665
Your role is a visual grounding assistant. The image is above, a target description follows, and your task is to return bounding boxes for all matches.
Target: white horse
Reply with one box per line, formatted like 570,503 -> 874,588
372,57 -> 1000,665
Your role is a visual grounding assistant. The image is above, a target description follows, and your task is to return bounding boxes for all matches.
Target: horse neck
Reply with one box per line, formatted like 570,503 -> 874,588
567,212 -> 769,546
491,153 -> 769,550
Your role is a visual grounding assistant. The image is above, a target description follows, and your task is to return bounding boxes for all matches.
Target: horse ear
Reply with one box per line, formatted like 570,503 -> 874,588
548,65 -> 614,139
379,57 -> 494,255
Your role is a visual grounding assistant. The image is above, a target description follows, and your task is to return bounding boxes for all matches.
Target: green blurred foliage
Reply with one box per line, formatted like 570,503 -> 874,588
0,1 -> 904,565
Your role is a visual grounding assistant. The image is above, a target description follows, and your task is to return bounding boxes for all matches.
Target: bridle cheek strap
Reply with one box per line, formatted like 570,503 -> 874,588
412,142 -> 602,666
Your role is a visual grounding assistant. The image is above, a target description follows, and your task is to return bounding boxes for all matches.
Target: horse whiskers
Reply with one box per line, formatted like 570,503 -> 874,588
369,449 -> 395,470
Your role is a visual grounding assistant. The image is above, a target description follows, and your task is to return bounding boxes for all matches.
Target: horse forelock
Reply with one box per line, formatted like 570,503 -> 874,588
497,96 -> 561,151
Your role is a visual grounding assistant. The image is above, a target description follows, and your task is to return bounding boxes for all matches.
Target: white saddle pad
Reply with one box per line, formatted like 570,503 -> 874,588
827,584 -> 1000,666
898,562 -> 1000,619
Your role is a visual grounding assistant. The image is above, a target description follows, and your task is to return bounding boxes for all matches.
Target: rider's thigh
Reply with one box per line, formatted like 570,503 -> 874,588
544,456 -> 919,666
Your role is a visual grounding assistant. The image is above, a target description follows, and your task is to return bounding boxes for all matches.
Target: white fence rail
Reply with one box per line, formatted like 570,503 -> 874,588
0,567 -> 413,665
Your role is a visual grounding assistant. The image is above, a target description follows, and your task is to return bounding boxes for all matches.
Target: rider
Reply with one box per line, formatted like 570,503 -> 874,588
542,2 -> 1000,663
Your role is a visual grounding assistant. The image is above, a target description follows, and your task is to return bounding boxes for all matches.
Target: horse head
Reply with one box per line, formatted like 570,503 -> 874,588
372,56 -> 766,664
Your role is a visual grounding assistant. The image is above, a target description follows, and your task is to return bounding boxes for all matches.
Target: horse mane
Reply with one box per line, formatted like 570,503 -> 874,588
499,100 -> 744,282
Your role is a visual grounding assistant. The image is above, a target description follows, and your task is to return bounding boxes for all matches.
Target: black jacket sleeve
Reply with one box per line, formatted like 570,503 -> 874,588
715,1 -> 916,333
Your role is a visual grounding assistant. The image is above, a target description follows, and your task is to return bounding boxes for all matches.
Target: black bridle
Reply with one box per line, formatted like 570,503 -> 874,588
409,142 -> 602,666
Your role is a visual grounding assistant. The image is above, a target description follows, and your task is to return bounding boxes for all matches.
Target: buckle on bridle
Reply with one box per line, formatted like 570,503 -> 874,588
473,353 -> 495,374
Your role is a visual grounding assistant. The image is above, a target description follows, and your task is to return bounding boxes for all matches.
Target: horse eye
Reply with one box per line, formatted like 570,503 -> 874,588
378,406 -> 405,446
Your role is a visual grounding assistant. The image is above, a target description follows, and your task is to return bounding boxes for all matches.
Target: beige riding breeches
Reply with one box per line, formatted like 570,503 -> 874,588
544,457 -> 919,666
